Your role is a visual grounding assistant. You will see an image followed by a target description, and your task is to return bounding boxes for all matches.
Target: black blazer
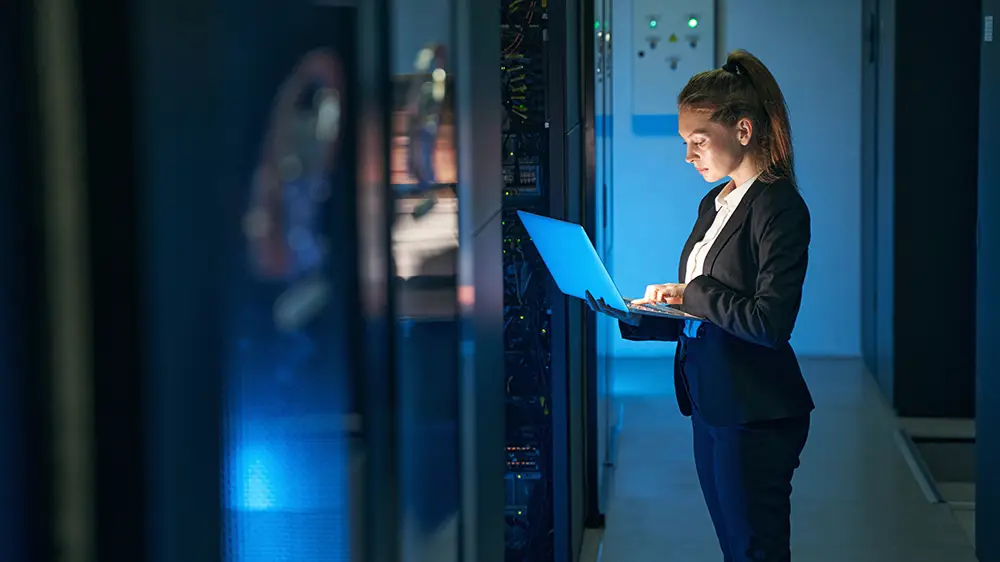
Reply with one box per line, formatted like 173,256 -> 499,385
620,176 -> 815,426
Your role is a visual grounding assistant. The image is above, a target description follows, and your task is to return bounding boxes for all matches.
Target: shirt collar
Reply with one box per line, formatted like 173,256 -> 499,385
715,174 -> 759,212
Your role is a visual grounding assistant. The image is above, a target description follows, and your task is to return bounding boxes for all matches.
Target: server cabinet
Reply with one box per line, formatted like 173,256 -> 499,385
388,6 -> 462,562
864,0 -> 980,417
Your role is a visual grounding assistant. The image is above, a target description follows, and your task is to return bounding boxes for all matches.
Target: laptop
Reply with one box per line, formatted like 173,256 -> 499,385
516,211 -> 704,321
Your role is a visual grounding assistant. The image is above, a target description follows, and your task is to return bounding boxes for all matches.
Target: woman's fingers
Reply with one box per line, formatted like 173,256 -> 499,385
633,295 -> 683,306
640,283 -> 687,303
643,285 -> 659,301
642,285 -> 669,303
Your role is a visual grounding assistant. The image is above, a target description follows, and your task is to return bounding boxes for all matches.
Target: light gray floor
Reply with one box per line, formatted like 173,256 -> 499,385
597,357 -> 979,562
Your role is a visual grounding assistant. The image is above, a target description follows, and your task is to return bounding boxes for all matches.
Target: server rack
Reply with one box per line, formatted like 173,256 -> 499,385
498,0 -> 589,558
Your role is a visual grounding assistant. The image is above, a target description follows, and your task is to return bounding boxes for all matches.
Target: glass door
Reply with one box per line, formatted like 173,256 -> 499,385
389,5 -> 461,562
221,4 -> 364,562
71,2 -> 392,561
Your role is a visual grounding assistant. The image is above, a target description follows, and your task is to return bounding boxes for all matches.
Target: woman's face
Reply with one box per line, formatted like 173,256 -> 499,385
678,108 -> 752,184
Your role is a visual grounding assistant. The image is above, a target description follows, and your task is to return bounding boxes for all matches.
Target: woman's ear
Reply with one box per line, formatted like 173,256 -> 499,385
737,117 -> 753,146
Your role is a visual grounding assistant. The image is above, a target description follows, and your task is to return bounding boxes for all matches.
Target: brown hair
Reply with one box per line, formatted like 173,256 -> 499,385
677,49 -> 795,184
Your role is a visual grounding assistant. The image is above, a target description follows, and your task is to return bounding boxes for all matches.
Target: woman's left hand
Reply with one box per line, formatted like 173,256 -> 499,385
633,283 -> 686,305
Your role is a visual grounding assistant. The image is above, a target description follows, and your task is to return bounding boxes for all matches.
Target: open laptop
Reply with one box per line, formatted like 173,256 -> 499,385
516,210 -> 704,321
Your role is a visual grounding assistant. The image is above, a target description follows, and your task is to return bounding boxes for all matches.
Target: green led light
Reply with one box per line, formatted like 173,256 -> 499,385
649,19 -> 658,28
594,20 -> 600,29
687,17 -> 699,28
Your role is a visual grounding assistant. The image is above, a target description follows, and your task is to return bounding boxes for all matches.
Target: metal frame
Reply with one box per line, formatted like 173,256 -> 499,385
452,0 -> 505,560
579,0 -> 607,531
546,0 -> 573,558
76,0 -> 232,558
860,0 -> 880,382
2,1 -> 54,559
565,0 -> 592,550
548,0 -> 590,558
73,0 -> 146,557
977,1 -> 1000,557
356,0 -> 400,561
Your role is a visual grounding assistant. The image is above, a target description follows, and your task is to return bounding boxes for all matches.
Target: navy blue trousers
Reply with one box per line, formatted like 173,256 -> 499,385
691,412 -> 810,562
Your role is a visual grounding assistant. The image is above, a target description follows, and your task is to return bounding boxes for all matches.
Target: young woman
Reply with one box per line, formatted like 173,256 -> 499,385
587,49 -> 814,561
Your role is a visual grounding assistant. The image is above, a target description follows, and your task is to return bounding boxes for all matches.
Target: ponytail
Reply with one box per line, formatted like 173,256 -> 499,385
678,49 -> 795,184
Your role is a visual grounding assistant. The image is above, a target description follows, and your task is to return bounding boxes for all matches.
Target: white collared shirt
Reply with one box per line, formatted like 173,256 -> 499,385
683,174 -> 758,337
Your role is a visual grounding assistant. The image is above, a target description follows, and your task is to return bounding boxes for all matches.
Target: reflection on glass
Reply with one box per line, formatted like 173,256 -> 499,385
392,44 -> 458,290
391,42 -> 460,562
225,10 -> 355,561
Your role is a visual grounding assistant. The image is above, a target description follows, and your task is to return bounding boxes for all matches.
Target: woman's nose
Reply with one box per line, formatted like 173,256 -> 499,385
685,146 -> 696,163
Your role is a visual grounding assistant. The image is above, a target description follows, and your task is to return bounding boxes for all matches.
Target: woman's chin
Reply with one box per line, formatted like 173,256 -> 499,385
700,170 -> 724,183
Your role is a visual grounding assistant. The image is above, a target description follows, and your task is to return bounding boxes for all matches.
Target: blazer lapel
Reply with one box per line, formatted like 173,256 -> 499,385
679,204 -> 719,282
703,179 -> 767,276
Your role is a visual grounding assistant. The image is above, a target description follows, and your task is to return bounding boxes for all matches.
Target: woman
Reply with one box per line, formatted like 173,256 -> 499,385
587,49 -> 814,562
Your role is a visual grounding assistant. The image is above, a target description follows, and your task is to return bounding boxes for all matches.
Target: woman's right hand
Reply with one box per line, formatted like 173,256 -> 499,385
585,291 -> 640,326
633,283 -> 686,305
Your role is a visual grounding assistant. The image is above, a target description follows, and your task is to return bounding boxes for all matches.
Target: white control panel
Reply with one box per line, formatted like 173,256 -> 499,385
631,0 -> 716,116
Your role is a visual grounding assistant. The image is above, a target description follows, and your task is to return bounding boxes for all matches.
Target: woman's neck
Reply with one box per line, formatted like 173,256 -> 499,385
729,159 -> 761,190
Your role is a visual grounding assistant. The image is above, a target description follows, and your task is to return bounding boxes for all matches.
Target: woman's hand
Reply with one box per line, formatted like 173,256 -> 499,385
633,283 -> 686,305
585,291 -> 640,326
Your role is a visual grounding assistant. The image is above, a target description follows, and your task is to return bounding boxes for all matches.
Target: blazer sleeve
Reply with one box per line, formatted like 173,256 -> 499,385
618,316 -> 681,342
682,189 -> 810,348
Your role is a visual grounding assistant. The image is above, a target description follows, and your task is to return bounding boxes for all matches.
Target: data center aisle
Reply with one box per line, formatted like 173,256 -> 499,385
598,358 -> 979,562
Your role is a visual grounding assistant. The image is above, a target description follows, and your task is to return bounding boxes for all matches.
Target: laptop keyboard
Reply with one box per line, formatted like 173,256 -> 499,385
629,301 -> 673,313
627,300 -> 699,319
